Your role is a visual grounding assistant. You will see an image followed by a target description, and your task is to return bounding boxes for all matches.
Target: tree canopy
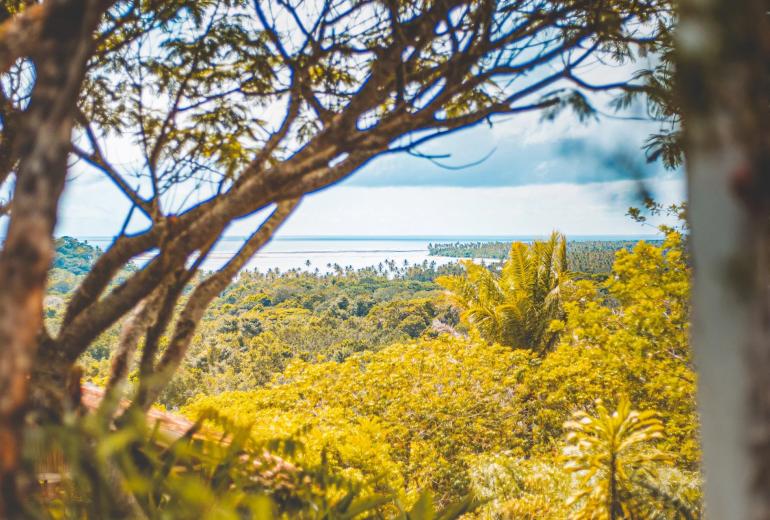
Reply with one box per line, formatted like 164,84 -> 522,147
437,232 -> 571,352
182,230 -> 700,517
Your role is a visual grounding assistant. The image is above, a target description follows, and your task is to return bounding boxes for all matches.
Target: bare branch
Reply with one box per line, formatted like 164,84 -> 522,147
134,197 -> 300,409
101,286 -> 167,412
72,143 -> 152,218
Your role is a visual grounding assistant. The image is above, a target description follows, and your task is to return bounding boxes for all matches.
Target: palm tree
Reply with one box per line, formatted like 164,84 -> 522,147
437,231 -> 570,352
563,398 -> 690,520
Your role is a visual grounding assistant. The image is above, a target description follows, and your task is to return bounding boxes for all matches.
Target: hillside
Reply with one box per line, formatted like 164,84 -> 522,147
45,234 -> 702,517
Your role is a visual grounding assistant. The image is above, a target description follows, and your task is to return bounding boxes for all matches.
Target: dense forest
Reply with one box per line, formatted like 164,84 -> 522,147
44,233 -> 701,518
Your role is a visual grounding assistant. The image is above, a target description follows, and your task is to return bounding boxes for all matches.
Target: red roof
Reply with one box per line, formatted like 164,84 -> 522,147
81,383 -> 196,440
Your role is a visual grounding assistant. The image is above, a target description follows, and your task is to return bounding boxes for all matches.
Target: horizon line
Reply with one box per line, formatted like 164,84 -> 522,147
40,233 -> 665,241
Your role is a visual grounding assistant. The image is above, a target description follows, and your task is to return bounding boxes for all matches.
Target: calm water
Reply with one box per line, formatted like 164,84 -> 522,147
72,235 -> 660,273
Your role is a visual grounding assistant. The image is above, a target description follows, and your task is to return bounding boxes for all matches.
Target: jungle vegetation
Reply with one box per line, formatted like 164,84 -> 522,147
180,229 -> 700,518
43,229 -> 701,518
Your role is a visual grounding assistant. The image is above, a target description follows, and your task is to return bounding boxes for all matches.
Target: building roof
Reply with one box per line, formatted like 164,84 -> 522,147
80,383 -> 197,440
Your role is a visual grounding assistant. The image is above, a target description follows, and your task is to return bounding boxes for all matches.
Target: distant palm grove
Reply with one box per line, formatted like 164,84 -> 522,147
428,239 -> 663,277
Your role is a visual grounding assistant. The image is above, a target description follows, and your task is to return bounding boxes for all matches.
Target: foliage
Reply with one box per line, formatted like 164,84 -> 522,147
184,337 -> 536,509
0,0 -> 697,516
563,398 -> 677,519
627,199 -> 688,234
30,404 -> 471,519
47,237 -> 137,296
125,263 -> 459,408
46,238 -> 464,407
178,230 -> 700,516
0,0 -> 678,451
518,231 -> 698,466
52,237 -> 100,276
466,454 -> 571,519
437,232 -> 571,352
465,399 -> 699,520
611,9 -> 681,170
43,232 -> 701,516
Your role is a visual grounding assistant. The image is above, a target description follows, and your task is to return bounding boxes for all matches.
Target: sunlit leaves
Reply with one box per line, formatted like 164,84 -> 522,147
518,231 -> 698,467
437,231 -> 571,352
184,337 -> 535,508
563,398 -> 694,520
175,230 -> 700,517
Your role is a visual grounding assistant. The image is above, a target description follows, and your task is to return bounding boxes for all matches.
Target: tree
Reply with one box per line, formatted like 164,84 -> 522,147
675,0 -> 770,517
437,231 -> 571,352
0,0 -> 670,511
519,231 -> 699,467
563,398 -> 682,520
184,336 -> 536,508
180,236 -> 703,515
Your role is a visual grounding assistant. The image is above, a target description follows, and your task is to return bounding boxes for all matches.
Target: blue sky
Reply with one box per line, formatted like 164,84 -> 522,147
56,105 -> 685,238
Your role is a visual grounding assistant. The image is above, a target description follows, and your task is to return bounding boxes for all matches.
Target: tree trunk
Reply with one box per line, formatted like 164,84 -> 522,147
678,0 -> 770,518
0,2 -> 107,515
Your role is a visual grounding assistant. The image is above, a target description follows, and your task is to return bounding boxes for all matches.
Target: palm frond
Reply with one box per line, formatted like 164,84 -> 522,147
440,232 -> 571,351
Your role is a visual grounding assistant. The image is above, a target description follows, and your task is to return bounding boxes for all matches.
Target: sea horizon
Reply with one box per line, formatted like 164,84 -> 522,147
41,233 -> 665,273
59,233 -> 664,242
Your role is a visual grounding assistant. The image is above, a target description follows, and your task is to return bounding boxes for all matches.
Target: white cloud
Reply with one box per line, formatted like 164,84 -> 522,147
55,174 -> 685,239
260,178 -> 685,237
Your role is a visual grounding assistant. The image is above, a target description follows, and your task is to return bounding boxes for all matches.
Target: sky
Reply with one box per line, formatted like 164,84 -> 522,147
56,105 -> 685,238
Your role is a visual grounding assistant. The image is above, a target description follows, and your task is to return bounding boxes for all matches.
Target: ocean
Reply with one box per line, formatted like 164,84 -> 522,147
72,235 -> 661,273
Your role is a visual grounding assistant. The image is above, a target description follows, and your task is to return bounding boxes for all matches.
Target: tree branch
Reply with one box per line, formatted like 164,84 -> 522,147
72,143 -> 152,218
100,285 -> 167,414
0,4 -> 46,73
0,0 -> 115,510
134,197 -> 300,409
